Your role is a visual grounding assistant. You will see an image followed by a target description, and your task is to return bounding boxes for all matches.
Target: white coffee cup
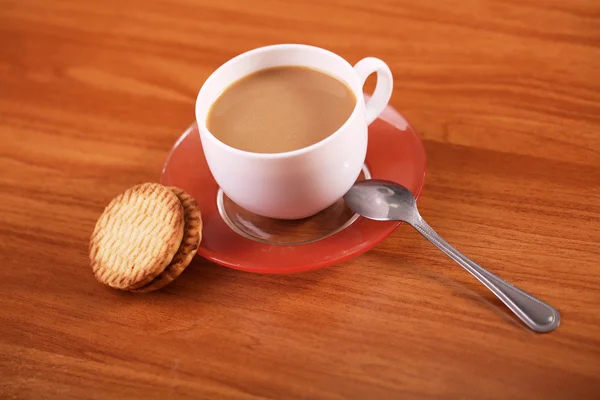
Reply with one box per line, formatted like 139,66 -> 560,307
195,44 -> 393,220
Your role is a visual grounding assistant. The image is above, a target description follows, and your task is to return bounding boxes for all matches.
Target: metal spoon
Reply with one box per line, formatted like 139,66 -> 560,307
344,179 -> 560,333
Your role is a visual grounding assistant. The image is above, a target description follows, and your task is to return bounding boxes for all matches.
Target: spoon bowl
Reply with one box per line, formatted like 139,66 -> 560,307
344,179 -> 418,223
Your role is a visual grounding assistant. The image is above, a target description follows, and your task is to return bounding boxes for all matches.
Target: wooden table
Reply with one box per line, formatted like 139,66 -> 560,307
2,0 -> 599,398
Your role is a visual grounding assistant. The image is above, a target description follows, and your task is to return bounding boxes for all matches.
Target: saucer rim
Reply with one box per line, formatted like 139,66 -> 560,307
161,116 -> 426,274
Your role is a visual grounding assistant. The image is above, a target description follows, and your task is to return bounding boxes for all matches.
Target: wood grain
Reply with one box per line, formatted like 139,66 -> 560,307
1,0 -> 600,398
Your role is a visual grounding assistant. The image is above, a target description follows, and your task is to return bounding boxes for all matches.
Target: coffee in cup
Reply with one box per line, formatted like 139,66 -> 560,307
207,66 -> 356,154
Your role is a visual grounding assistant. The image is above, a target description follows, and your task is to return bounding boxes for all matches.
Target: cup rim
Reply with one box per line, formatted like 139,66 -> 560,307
196,44 -> 362,160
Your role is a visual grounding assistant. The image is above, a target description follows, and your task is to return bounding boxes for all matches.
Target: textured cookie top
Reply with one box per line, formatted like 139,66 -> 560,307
89,183 -> 184,289
131,187 -> 202,293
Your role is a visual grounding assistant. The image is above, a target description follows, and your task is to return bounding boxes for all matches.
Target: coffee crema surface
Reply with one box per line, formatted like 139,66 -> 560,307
207,66 -> 356,154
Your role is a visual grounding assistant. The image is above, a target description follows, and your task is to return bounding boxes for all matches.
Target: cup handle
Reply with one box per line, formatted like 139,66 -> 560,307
353,57 -> 394,125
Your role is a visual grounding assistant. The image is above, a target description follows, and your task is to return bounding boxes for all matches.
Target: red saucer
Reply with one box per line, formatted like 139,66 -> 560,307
161,103 -> 426,274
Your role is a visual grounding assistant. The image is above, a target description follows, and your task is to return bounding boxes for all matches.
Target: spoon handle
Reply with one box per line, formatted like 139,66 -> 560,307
411,217 -> 560,333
